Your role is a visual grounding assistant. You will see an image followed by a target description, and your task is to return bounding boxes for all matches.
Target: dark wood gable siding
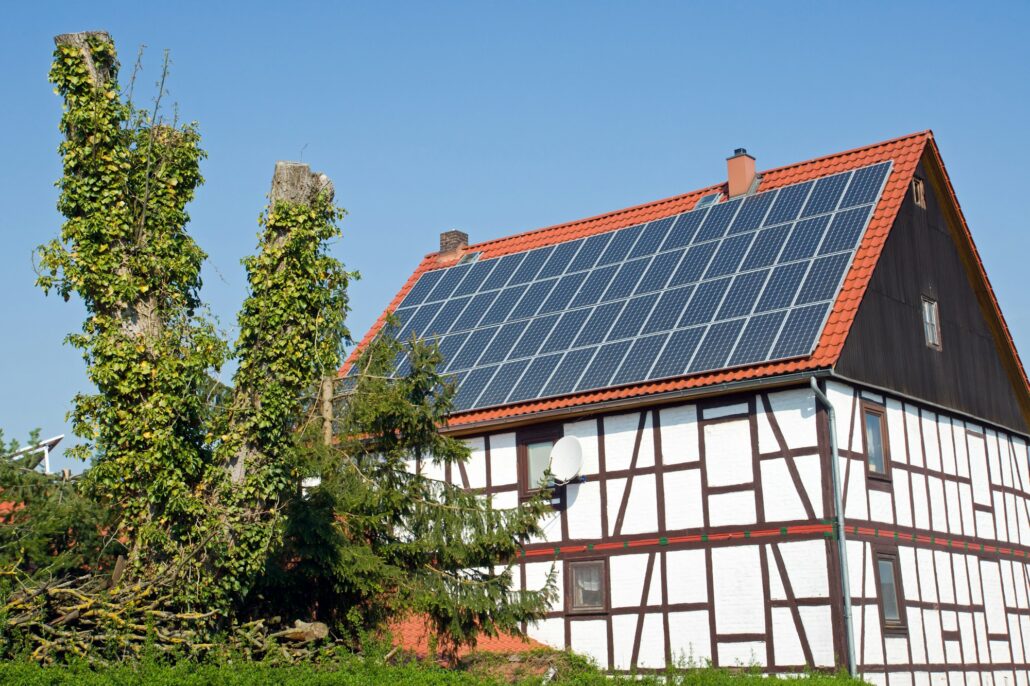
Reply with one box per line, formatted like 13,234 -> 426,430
835,159 -> 1029,435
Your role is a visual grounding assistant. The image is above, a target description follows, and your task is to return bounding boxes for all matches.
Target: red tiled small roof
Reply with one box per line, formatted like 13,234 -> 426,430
345,131 -> 1030,427
388,615 -> 545,659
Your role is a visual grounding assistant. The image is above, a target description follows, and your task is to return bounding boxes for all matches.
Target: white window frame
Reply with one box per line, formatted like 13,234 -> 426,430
922,297 -> 942,351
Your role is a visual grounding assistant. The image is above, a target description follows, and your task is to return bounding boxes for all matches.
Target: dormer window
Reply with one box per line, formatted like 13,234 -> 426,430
922,297 -> 941,350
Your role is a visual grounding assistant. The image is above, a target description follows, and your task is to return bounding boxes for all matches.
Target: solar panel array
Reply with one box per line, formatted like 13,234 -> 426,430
373,161 -> 892,412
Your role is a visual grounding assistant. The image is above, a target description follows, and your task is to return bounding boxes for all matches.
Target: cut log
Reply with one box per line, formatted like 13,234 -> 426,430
278,619 -> 329,643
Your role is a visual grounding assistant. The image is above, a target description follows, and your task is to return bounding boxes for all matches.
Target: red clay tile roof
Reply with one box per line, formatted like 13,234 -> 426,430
388,615 -> 545,659
344,131 -> 1029,427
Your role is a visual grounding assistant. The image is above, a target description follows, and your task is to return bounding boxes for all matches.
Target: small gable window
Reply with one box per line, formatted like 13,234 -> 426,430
875,552 -> 906,633
569,560 -> 606,613
922,297 -> 941,350
863,403 -> 890,478
911,177 -> 926,209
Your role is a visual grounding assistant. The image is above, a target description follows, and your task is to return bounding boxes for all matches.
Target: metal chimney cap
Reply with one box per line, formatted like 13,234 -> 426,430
733,147 -> 748,156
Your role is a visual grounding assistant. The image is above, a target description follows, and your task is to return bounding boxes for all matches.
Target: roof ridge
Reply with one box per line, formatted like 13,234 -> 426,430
456,130 -> 933,257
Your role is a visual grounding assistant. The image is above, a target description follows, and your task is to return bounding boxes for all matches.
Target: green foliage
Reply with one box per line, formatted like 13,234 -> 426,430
37,34 -> 226,561
257,330 -> 556,654
0,657 -> 868,685
29,30 -> 552,657
193,187 -> 353,609
0,429 -> 121,577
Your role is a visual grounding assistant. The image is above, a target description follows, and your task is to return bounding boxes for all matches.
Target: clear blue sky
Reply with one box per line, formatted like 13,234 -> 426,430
2,1 -> 1028,473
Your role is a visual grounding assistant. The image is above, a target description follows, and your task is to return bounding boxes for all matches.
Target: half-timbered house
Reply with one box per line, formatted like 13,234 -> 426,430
346,131 -> 1030,683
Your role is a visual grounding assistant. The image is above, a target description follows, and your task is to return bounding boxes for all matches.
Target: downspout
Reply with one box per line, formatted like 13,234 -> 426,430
809,377 -> 856,678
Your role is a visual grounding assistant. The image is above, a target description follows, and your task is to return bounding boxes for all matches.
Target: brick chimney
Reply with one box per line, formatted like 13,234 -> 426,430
727,148 -> 756,198
439,230 -> 468,254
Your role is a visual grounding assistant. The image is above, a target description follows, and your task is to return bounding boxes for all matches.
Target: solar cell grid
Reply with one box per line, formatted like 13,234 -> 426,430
649,326 -> 705,380
427,296 -> 471,335
612,333 -> 669,386
801,173 -> 850,218
661,209 -> 707,250
480,252 -> 524,291
539,271 -> 588,314
678,278 -> 730,327
568,233 -> 612,272
642,285 -> 694,335
764,181 -> 813,226
538,239 -> 584,279
399,269 -> 444,308
570,264 -> 619,308
508,246 -> 553,285
509,314 -> 559,359
509,279 -> 556,319
479,285 -> 526,326
779,215 -> 831,262
399,301 -> 442,340
543,347 -> 596,396
597,224 -> 644,266
729,191 -> 777,234
541,308 -> 592,353
381,160 -> 891,411
770,303 -> 830,358
840,162 -> 890,208
477,361 -> 525,408
608,292 -> 660,341
479,321 -> 528,365
425,263 -> 472,302
688,319 -> 745,373
453,366 -> 496,408
741,224 -> 791,270
636,249 -> 683,294
669,243 -> 718,287
577,340 -> 631,391
695,197 -> 742,242
452,291 -> 496,331
508,353 -> 564,403
755,262 -> 809,313
449,326 -> 497,370
716,270 -> 768,320
727,310 -> 787,367
601,258 -> 650,301
574,301 -> 625,347
820,206 -> 872,254
704,233 -> 754,278
795,253 -> 851,305
629,216 -> 676,258
452,259 -> 496,296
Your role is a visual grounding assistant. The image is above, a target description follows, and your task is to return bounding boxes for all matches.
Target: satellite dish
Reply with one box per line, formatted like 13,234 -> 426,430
548,436 -> 583,485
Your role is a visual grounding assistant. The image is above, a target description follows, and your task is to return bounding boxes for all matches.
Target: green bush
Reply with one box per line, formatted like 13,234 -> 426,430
0,658 -> 866,686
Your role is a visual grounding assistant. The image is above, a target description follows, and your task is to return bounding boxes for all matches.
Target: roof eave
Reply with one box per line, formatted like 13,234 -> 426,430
440,368 -> 834,436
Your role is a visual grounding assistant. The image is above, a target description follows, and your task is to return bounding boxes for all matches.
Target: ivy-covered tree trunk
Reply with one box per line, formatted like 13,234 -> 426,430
188,162 -> 350,609
39,32 -> 225,567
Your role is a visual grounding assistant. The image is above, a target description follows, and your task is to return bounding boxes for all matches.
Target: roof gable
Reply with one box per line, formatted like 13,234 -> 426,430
346,132 -> 942,427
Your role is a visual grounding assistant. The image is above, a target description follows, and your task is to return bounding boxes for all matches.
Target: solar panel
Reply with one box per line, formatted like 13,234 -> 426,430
385,160 -> 892,411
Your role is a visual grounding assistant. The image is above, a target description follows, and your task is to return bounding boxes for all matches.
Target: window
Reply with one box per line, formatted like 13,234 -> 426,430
568,560 -> 606,613
875,552 -> 906,633
517,425 -> 561,496
922,297 -> 941,350
525,441 -> 552,490
911,177 -> 926,209
862,403 -> 890,478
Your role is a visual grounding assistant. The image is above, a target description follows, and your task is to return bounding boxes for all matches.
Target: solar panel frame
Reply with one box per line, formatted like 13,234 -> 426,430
379,160 -> 892,412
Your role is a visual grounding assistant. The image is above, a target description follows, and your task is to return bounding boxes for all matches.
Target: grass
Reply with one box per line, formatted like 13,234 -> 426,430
0,649 -> 867,685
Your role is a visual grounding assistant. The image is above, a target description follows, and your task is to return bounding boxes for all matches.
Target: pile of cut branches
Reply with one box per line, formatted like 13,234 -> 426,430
1,564 -> 333,664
